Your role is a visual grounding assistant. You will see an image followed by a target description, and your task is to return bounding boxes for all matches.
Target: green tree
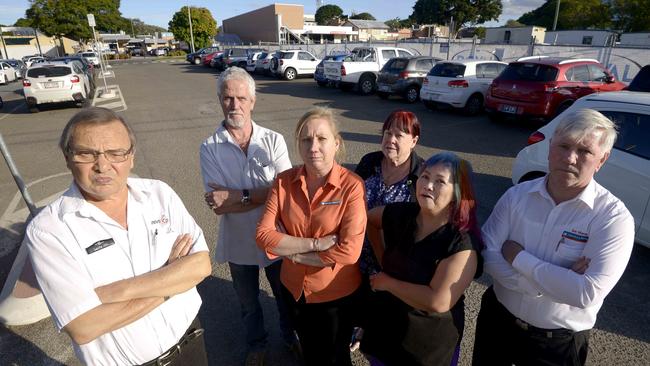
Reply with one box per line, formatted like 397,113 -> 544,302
505,19 -> 525,27
611,0 -> 650,32
23,0 -> 126,41
315,4 -> 344,25
385,18 -> 403,30
168,6 -> 216,50
13,18 -> 33,27
517,0 -> 611,30
126,18 -> 166,36
475,26 -> 486,38
411,0 -> 502,36
350,12 -> 376,21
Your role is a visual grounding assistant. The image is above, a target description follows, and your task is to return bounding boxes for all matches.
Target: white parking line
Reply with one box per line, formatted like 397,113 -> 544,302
92,84 -> 127,111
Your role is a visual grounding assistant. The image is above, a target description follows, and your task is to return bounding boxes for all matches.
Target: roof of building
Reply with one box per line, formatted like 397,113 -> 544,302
344,19 -> 389,30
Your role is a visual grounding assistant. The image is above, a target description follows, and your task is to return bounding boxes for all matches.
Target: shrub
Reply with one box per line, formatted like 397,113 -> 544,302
167,50 -> 187,57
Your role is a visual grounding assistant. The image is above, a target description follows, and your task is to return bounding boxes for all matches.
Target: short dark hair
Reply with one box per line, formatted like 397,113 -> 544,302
59,107 -> 136,154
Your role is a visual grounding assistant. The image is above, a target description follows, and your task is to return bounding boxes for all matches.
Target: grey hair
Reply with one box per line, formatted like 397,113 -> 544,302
59,107 -> 136,154
553,108 -> 618,152
217,66 -> 256,100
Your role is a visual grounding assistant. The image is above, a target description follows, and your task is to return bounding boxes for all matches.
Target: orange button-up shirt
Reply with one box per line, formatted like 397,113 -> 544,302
256,163 -> 367,303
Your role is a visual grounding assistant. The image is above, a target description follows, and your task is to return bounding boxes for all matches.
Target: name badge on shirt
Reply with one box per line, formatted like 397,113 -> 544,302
321,200 -> 341,206
561,230 -> 589,244
85,238 -> 116,254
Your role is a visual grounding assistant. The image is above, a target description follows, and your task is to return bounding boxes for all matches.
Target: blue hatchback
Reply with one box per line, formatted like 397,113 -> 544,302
314,54 -> 348,87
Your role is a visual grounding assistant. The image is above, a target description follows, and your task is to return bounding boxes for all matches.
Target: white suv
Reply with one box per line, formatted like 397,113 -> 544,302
421,60 -> 507,115
512,91 -> 650,247
80,52 -> 100,66
23,62 -> 92,112
270,50 -> 320,80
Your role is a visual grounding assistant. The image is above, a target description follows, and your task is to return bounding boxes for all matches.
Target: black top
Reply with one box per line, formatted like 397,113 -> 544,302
361,202 -> 480,366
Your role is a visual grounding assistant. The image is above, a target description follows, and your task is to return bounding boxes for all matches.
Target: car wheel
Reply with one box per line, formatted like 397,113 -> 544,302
193,57 -> 201,65
404,86 -> 419,103
284,68 -> 297,80
358,75 -> 375,95
423,101 -> 437,110
464,94 -> 484,116
317,81 -> 328,87
377,91 -> 390,99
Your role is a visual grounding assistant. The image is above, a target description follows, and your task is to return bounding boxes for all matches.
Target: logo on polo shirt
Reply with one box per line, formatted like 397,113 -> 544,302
151,214 -> 169,225
562,229 -> 589,244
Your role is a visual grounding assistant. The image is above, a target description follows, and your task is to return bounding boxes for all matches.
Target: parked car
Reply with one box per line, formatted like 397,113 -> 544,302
128,47 -> 144,56
149,48 -> 167,56
1,59 -> 27,79
0,61 -> 18,84
511,91 -> 650,247
420,60 -> 507,114
79,51 -> 100,66
214,48 -> 265,70
246,51 -> 267,73
626,64 -> 650,92
269,50 -> 320,80
314,53 -> 348,87
186,46 -> 220,65
50,56 -> 97,91
324,46 -> 414,94
376,56 -> 441,103
201,50 -> 223,67
22,62 -> 92,112
24,56 -> 46,68
485,56 -> 626,122
254,51 -> 280,75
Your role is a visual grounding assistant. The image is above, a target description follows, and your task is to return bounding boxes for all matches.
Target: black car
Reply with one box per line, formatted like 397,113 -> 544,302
376,56 -> 442,103
50,56 -> 97,91
627,65 -> 650,92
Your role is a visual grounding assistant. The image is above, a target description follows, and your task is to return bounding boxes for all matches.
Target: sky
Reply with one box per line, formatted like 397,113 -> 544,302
0,0 -> 546,29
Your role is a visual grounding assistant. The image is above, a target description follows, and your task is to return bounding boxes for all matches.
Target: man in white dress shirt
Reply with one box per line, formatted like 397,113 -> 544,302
473,109 -> 635,366
200,67 -> 295,366
26,107 -> 212,366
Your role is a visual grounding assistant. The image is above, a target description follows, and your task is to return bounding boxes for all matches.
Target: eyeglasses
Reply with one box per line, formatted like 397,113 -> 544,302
68,146 -> 133,163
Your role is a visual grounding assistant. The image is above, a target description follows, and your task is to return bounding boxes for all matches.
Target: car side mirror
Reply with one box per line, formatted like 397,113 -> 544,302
605,75 -> 615,83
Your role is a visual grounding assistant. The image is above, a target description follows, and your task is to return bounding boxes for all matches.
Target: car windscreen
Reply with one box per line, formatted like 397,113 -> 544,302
81,53 -> 97,58
499,63 -> 558,82
627,65 -> 650,92
382,58 -> 409,72
6,60 -> 20,67
428,63 -> 466,77
27,66 -> 72,78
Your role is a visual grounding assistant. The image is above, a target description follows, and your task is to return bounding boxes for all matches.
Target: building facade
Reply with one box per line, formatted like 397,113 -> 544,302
544,30 -> 616,46
485,26 -> 546,45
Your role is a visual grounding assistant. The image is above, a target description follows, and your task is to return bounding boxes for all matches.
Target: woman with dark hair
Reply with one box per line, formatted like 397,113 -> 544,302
354,109 -> 424,275
360,152 -> 483,366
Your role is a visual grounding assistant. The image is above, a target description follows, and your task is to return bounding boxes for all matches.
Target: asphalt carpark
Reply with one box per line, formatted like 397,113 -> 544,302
0,60 -> 648,365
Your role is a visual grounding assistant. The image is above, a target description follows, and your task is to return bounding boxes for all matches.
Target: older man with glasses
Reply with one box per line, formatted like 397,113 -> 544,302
24,107 -> 212,366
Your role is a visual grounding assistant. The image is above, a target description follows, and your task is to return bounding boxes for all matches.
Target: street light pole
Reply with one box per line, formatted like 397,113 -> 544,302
188,5 -> 195,53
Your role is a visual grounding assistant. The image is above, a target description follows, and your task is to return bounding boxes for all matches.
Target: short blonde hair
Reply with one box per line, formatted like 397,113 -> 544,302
295,107 -> 346,162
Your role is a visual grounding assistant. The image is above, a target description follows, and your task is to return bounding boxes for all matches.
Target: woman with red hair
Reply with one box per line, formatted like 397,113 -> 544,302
360,152 -> 483,366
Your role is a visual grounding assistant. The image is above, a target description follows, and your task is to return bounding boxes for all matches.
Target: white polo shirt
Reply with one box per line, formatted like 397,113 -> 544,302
482,177 -> 635,331
200,120 -> 292,267
25,178 -> 209,366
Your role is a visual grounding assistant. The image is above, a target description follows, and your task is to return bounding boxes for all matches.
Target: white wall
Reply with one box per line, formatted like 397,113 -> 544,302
545,31 -> 614,46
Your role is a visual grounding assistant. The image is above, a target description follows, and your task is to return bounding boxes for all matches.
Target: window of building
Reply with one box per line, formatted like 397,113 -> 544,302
582,36 -> 593,45
504,31 -> 511,43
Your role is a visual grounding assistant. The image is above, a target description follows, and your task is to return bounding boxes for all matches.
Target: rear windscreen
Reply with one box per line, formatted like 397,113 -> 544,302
428,63 -> 466,77
27,67 -> 71,78
499,63 -> 558,82
383,59 -> 408,72
81,53 -> 96,57
279,52 -> 293,59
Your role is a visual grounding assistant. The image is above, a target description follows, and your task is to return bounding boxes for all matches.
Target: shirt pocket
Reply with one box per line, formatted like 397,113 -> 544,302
152,231 -> 179,269
554,238 -> 585,268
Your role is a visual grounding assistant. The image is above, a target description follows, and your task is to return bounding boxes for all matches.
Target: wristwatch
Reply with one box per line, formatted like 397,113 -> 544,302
241,189 -> 251,206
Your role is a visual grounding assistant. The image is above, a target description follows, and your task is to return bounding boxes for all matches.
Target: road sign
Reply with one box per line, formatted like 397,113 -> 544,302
87,13 -> 96,27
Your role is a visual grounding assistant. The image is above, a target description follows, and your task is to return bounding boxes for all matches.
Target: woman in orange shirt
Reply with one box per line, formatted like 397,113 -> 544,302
256,107 -> 367,366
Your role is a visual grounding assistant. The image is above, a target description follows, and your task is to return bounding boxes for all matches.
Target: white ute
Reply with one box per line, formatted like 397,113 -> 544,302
323,46 -> 414,94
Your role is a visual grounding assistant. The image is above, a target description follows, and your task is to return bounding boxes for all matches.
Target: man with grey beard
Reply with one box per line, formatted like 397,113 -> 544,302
200,67 -> 296,366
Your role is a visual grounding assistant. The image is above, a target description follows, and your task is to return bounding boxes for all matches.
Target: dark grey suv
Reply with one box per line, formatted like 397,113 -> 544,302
376,56 -> 441,103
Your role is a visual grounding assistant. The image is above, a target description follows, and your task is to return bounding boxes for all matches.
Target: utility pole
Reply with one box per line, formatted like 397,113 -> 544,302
187,5 -> 195,53
33,28 -> 43,56
552,0 -> 561,31
130,18 -> 135,37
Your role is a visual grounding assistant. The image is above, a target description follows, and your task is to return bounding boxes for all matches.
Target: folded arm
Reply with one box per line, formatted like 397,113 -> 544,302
371,250 -> 477,313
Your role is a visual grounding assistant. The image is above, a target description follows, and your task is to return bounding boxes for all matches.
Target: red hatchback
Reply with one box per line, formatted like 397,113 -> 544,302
201,51 -> 223,67
485,57 -> 625,121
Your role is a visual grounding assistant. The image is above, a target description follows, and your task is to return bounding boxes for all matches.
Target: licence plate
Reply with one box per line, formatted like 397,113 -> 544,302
43,82 -> 59,89
500,104 -> 517,114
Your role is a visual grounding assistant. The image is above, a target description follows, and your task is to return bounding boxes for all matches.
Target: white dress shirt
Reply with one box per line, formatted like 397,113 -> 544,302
482,177 -> 634,331
200,120 -> 292,267
25,178 -> 209,366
